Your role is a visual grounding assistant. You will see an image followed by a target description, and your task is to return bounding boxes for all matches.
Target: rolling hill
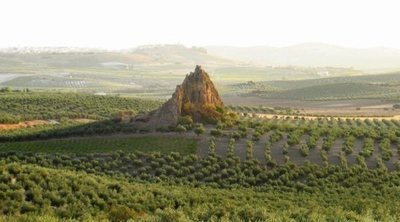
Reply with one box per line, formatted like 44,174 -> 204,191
0,44 -> 233,71
233,72 -> 400,100
207,43 -> 400,71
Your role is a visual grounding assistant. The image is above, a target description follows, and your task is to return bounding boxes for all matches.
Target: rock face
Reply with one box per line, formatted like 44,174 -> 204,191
148,65 -> 223,128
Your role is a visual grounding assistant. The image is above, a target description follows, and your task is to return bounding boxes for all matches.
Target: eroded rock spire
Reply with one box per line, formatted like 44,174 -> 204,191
148,65 -> 223,127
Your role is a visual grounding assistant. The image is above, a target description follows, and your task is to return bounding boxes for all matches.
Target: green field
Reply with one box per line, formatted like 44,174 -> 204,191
0,135 -> 197,154
256,82 -> 400,100
2,152 -> 400,221
0,92 -> 161,123
2,68 -> 400,221
232,72 -> 400,101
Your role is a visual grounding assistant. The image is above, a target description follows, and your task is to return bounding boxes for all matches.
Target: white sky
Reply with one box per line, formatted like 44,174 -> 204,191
0,0 -> 399,49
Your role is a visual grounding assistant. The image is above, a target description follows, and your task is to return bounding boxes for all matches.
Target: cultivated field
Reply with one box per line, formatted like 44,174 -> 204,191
1,69 -> 400,220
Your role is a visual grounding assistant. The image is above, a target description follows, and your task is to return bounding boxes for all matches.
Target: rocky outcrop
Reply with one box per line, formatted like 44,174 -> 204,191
147,65 -> 223,128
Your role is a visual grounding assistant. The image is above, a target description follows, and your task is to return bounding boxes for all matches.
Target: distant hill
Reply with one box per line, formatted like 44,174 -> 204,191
0,45 -> 237,97
206,43 -> 400,71
130,45 -> 232,65
5,43 -> 400,71
0,45 -> 233,70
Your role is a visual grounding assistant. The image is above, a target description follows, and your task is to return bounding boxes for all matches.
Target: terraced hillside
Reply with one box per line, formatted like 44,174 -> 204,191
2,116 -> 400,220
196,117 -> 400,170
2,113 -> 400,171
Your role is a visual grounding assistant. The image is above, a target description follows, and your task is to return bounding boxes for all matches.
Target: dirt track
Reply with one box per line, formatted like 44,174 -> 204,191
252,113 -> 400,121
223,95 -> 400,116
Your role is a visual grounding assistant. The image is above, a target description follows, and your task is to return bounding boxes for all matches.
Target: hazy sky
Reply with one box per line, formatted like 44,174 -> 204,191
1,0 -> 399,49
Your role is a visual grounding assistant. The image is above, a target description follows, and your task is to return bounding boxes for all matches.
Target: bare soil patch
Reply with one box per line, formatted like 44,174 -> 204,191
0,118 -> 97,131
0,120 -> 48,131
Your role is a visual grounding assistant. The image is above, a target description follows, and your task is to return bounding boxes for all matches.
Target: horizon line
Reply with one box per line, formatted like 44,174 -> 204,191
1,42 -> 399,51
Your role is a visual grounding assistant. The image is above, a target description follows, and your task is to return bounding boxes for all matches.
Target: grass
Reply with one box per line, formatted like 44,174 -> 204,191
0,135 -> 198,154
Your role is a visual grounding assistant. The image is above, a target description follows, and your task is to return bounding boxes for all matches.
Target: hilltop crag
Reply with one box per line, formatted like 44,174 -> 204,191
144,65 -> 224,128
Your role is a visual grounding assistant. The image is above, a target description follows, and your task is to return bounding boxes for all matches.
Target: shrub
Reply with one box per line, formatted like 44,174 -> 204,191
178,115 -> 193,126
320,150 -> 328,163
208,137 -> 216,156
194,123 -> 205,136
395,160 -> 400,171
307,135 -> 318,149
210,128 -> 222,137
379,138 -> 392,161
246,140 -> 254,160
175,125 -> 187,133
339,151 -> 348,168
252,132 -> 261,141
0,87 -> 12,93
227,138 -> 235,157
264,142 -> 272,162
360,138 -> 374,158
108,205 -> 136,222
376,157 -> 387,171
356,155 -> 368,169
299,143 -> 309,157
342,136 -> 355,155
229,132 -> 241,140
282,143 -> 289,155
322,135 -> 335,151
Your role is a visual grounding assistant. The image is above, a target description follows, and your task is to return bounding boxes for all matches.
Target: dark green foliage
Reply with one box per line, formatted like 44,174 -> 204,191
380,138 -> 393,161
287,129 -> 304,145
299,142 -> 309,157
251,131 -> 261,141
342,136 -> 355,155
2,110 -> 400,220
339,151 -> 348,168
0,136 -> 197,155
227,138 -> 235,157
210,128 -> 222,137
175,124 -> 187,133
193,123 -> 205,136
246,140 -> 254,160
322,135 -> 335,151
264,141 -> 272,162
0,87 -> 12,93
0,92 -> 160,122
269,130 -> 283,143
356,155 -> 368,169
177,115 -> 193,131
208,136 -> 216,156
2,160 -> 400,221
361,138 -> 375,158
282,142 -> 289,155
0,120 -> 138,142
